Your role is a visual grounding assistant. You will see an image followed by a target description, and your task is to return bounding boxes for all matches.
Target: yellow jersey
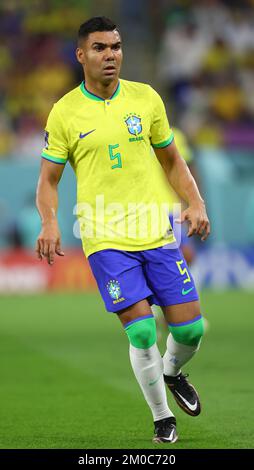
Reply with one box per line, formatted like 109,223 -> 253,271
41,79 -> 175,256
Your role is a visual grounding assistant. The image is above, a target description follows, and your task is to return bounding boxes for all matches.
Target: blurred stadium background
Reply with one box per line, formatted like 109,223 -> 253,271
0,0 -> 254,449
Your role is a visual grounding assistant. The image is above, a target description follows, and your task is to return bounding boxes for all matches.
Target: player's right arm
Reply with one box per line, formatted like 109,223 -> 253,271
36,159 -> 65,265
36,103 -> 69,265
149,87 -> 210,241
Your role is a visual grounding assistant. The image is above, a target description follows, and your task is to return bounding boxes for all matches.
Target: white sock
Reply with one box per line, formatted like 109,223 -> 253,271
129,343 -> 174,422
163,333 -> 200,377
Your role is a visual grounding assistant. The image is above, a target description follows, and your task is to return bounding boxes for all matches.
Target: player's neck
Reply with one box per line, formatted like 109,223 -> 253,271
84,78 -> 119,100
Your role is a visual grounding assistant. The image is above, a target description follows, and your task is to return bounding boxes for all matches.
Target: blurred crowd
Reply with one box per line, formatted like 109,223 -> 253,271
0,0 -> 88,159
157,0 -> 254,147
0,0 -> 254,160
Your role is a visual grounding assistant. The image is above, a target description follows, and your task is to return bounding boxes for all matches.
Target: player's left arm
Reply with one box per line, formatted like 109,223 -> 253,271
154,141 -> 210,240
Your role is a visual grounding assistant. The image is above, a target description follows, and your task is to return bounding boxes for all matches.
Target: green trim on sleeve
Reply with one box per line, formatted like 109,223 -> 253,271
41,151 -> 67,164
152,134 -> 174,149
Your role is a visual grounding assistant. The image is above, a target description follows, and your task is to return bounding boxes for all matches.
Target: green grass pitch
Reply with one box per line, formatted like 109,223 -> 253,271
0,290 -> 253,449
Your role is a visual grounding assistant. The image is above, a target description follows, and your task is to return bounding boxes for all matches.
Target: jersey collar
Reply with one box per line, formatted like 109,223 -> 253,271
80,81 -> 120,101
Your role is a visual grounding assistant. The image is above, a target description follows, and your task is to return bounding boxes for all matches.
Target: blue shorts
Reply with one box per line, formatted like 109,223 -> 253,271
88,245 -> 199,313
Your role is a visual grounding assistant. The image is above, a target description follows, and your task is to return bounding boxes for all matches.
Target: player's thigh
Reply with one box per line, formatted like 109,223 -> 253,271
117,298 -> 153,327
161,300 -> 201,325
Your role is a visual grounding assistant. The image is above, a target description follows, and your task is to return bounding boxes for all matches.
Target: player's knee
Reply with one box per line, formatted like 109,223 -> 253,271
169,315 -> 204,347
125,316 -> 157,349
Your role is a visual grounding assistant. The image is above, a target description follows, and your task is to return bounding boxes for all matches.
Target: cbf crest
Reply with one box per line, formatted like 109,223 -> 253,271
124,113 -> 142,136
106,279 -> 122,300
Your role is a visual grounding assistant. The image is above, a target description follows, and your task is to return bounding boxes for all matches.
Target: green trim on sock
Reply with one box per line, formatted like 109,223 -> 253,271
125,317 -> 157,349
169,317 -> 204,346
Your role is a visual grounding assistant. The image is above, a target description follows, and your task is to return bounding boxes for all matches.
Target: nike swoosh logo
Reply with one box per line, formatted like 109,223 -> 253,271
79,129 -> 96,139
174,390 -> 198,411
182,286 -> 194,296
155,428 -> 177,443
165,429 -> 176,442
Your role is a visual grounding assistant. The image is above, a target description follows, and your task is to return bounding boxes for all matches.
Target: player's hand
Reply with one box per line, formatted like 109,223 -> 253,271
176,201 -> 210,241
35,221 -> 64,265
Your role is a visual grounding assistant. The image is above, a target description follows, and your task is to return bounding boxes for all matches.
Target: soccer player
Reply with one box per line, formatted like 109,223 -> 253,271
35,17 -> 210,444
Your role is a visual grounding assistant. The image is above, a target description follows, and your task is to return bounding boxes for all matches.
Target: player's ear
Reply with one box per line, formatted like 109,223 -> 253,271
76,47 -> 85,64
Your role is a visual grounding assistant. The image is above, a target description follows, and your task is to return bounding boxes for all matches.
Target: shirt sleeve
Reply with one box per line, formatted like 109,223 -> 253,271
149,87 -> 174,149
41,104 -> 68,164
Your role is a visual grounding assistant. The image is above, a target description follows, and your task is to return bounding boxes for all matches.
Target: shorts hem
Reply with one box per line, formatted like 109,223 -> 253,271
153,295 -> 199,308
106,293 -> 153,313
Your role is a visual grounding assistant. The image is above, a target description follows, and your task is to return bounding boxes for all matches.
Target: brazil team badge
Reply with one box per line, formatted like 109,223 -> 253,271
106,280 -> 125,304
107,280 -> 121,299
124,113 -> 142,136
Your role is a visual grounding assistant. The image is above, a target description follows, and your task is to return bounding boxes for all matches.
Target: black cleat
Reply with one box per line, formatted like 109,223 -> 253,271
164,372 -> 201,417
153,417 -> 178,444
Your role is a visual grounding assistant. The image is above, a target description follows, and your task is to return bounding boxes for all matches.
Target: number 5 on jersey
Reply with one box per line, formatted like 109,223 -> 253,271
109,144 -> 122,169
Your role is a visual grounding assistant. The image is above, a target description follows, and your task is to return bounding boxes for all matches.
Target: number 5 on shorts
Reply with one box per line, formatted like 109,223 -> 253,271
176,260 -> 191,284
